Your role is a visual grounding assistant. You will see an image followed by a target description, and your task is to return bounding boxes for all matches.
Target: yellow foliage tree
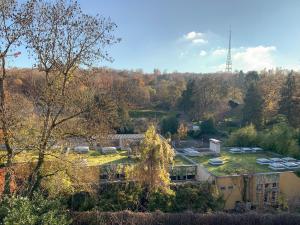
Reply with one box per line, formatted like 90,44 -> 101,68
129,125 -> 174,194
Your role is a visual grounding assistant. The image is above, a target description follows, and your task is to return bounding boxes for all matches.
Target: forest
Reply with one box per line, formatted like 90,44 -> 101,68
1,0 -> 300,225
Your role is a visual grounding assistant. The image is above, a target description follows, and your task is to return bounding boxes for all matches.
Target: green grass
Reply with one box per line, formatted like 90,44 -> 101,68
86,150 -> 135,166
129,109 -> 175,118
188,151 -> 276,176
0,150 -> 135,166
174,155 -> 192,165
1,149 -> 194,167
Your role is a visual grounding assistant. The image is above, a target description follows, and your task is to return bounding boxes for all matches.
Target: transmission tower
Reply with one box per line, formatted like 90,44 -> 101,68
225,27 -> 232,73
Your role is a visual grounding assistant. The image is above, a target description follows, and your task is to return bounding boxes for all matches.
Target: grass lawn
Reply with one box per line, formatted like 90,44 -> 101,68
86,150 -> 135,166
0,150 -> 136,166
129,109 -> 176,119
188,151 -> 276,176
174,155 -> 192,165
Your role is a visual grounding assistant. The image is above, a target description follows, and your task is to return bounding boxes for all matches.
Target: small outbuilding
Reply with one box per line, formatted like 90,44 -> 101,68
183,148 -> 201,157
251,147 -> 263,152
256,158 -> 271,165
241,147 -> 252,153
229,148 -> 242,154
209,158 -> 224,166
269,163 -> 285,171
282,162 -> 300,170
269,158 -> 283,163
101,147 -> 117,154
209,139 -> 221,154
282,157 -> 297,163
74,146 -> 89,154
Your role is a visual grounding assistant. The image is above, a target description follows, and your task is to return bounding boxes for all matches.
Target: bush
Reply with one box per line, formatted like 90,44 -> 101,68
94,182 -> 223,213
160,116 -> 179,135
172,183 -> 224,213
148,190 -> 175,212
72,211 -> 300,225
97,182 -> 143,212
200,118 -> 217,135
226,124 -> 259,147
0,193 -> 71,225
260,122 -> 300,158
68,192 -> 96,212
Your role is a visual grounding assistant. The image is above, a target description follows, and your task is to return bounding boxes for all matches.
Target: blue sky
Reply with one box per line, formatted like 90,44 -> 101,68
11,0 -> 300,73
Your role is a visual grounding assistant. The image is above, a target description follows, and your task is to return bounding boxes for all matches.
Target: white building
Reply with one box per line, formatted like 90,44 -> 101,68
209,138 -> 221,154
74,146 -> 89,154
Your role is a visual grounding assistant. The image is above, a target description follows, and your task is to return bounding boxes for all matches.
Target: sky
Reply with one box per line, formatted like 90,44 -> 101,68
12,0 -> 300,73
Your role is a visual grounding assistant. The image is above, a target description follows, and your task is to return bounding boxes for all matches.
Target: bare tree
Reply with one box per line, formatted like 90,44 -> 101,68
24,0 -> 119,196
0,0 -> 34,194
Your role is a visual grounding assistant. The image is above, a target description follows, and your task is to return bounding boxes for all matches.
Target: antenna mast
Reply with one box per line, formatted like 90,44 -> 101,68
225,27 -> 232,73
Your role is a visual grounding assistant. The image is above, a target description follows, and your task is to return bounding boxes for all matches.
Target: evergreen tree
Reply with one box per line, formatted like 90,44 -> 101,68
242,83 -> 263,129
160,115 -> 179,135
279,72 -> 300,127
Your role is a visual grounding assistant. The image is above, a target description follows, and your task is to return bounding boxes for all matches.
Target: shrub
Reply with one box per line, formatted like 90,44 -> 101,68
148,190 -> 175,212
68,192 -> 96,212
260,122 -> 300,158
97,183 -> 143,212
172,183 -> 224,213
91,182 -> 223,213
72,211 -> 300,225
200,118 -> 217,135
160,116 -> 179,135
0,193 -> 71,225
226,124 -> 259,147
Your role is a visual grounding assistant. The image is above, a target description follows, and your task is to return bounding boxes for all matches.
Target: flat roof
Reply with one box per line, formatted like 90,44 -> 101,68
209,138 -> 221,144
187,150 -> 278,176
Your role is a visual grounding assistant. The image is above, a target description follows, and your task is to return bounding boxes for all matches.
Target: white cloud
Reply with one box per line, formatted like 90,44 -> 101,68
233,45 -> 276,71
212,48 -> 227,56
199,50 -> 207,56
183,31 -> 208,44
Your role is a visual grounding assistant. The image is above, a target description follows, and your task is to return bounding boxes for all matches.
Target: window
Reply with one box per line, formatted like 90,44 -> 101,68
264,193 -> 268,202
271,191 -> 277,201
187,175 -> 195,180
228,186 -> 234,190
170,176 -> 177,181
220,186 -> 226,191
265,183 -> 269,188
272,183 -> 277,188
257,184 -> 263,191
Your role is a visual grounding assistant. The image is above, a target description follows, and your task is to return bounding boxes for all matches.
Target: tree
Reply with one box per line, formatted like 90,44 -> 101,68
181,76 -> 228,120
200,118 -> 217,135
129,125 -> 174,194
160,115 -> 179,135
23,0 -> 119,196
226,124 -> 258,147
279,71 -> 300,127
259,72 -> 284,124
242,83 -> 263,129
177,123 -> 188,140
180,79 -> 195,112
0,0 -> 34,195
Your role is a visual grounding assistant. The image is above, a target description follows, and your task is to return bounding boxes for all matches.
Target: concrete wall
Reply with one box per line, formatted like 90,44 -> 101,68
215,175 -> 244,209
214,172 -> 300,210
196,164 -> 214,182
280,172 -> 300,208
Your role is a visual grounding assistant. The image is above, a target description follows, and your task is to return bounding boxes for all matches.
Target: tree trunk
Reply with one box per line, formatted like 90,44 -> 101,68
0,57 -> 14,195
